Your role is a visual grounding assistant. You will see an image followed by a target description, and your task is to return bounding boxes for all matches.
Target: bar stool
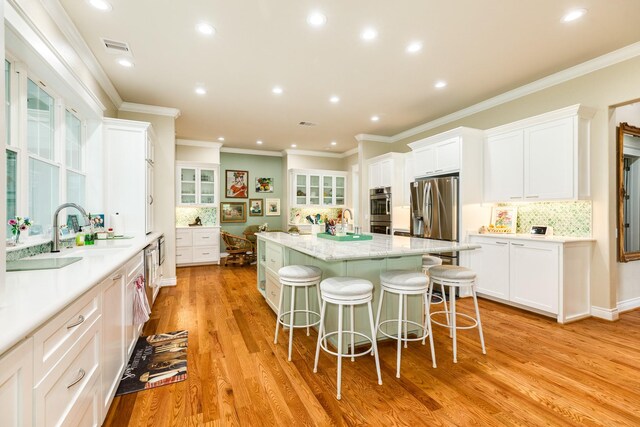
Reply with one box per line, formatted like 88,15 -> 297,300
422,256 -> 447,308
274,265 -> 322,361
375,270 -> 437,378
313,277 -> 382,400
428,265 -> 486,363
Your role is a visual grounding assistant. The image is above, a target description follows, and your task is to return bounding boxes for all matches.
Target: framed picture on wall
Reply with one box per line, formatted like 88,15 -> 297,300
255,177 -> 274,193
265,198 -> 280,216
249,198 -> 263,216
225,170 -> 249,198
221,202 -> 246,223
489,206 -> 517,233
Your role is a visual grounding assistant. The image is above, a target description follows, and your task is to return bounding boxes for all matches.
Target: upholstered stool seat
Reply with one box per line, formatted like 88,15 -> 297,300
314,277 -> 382,400
428,265 -> 486,363
375,270 -> 436,378
274,265 -> 323,361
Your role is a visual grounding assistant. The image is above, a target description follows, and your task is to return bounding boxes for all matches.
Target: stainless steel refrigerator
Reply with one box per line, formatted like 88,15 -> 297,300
410,176 -> 459,243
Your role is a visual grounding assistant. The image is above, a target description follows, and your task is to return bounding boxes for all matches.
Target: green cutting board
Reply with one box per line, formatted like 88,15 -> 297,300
316,232 -> 373,242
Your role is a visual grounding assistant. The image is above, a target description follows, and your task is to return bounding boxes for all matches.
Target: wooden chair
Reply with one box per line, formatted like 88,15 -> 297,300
220,231 -> 256,266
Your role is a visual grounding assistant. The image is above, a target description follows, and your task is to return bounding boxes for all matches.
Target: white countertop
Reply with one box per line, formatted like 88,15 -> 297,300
0,232 -> 161,355
257,232 -> 479,262
468,233 -> 595,243
175,225 -> 219,229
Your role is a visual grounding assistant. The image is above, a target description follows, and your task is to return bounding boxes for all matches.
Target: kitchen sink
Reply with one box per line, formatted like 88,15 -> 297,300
6,257 -> 83,272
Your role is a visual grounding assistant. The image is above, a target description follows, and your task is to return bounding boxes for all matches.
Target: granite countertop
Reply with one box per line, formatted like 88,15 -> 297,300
0,232 -> 161,355
467,233 -> 595,243
257,232 -> 479,262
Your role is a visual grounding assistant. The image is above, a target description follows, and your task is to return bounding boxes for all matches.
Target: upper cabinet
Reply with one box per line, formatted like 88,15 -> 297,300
367,153 -> 404,190
290,169 -> 347,207
483,105 -> 595,203
176,163 -> 219,206
410,136 -> 461,178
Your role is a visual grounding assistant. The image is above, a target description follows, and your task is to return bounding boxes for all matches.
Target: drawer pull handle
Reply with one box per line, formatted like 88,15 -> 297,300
67,369 -> 86,389
66,315 -> 85,330
510,196 -> 521,199
526,195 -> 539,199
112,274 -> 123,280
202,253 -> 210,255
201,236 -> 210,239
511,243 -> 525,247
495,242 -> 508,245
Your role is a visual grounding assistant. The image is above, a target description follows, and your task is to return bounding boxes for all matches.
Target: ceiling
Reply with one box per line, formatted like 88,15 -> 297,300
58,0 -> 640,153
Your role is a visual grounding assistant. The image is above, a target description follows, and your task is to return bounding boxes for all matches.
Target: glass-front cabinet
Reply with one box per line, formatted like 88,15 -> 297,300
177,163 -> 219,206
290,169 -> 347,207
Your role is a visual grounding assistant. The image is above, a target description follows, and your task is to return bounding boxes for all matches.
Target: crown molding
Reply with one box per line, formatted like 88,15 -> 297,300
342,147 -> 359,157
354,133 -> 393,143
40,0 -> 123,109
284,149 -> 347,158
220,147 -> 283,157
176,139 -> 222,149
119,102 -> 181,118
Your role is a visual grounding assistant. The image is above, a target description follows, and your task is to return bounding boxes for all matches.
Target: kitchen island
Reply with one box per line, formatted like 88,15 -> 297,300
256,232 -> 479,345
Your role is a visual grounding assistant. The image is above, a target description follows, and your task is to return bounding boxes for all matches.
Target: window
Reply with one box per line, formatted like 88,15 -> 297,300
27,79 -> 55,160
65,110 -> 85,206
5,60 -> 10,145
6,150 -> 17,237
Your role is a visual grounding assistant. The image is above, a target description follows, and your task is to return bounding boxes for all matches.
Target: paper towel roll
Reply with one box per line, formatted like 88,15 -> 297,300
110,213 -> 124,236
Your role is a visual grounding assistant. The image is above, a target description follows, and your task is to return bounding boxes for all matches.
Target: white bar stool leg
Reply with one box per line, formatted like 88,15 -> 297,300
472,287 -> 487,354
337,303 -> 343,400
373,289 -> 385,356
305,286 -> 310,336
403,294 -> 408,349
316,284 -> 327,348
313,300 -> 326,373
367,301 -> 382,385
396,293 -> 403,378
274,283 -> 285,344
450,284 -> 457,363
424,292 -> 437,368
441,283 -> 450,326
350,305 -> 355,362
288,285 -> 296,361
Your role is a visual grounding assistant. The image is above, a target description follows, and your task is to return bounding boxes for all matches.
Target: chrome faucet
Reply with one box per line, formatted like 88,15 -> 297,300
52,203 -> 90,252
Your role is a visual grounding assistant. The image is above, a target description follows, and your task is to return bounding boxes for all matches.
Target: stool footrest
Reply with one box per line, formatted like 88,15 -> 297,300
430,311 -> 478,330
377,319 -> 429,342
277,309 -> 321,328
319,331 -> 374,358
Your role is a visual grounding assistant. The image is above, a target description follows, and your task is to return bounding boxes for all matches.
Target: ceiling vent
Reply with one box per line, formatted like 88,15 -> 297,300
298,121 -> 317,127
101,38 -> 132,56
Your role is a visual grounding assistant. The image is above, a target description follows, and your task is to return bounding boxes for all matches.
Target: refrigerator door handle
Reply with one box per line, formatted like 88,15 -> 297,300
424,182 -> 433,237
386,197 -> 391,215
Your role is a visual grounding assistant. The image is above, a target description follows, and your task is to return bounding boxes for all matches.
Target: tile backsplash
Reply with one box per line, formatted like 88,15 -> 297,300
176,207 -> 217,226
289,207 -> 344,224
498,201 -> 592,237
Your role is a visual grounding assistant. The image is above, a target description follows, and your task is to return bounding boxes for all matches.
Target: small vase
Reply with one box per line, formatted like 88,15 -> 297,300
12,229 -> 20,245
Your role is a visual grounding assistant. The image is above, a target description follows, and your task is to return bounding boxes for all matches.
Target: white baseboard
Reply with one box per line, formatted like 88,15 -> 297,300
590,306 -> 619,321
160,277 -> 177,287
617,296 -> 640,313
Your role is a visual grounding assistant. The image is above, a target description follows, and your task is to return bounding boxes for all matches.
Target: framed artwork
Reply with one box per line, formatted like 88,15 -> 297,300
265,198 -> 281,216
249,198 -> 263,216
255,177 -> 274,193
67,214 -> 80,232
225,170 -> 249,198
489,207 -> 517,233
221,202 -> 246,223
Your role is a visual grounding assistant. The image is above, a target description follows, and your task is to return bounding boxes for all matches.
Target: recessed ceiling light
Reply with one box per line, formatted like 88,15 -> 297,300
88,0 -> 112,11
361,28 -> 378,41
330,96 -> 340,103
194,87 -> 207,95
406,42 -> 422,53
218,137 -> 225,142
256,140 -> 263,145
272,86 -> 283,95
291,144 -> 297,148
371,115 -> 379,122
307,11 -> 327,27
434,80 -> 447,89
331,141 -> 337,146
562,9 -> 587,22
196,23 -> 215,35
117,58 -> 134,68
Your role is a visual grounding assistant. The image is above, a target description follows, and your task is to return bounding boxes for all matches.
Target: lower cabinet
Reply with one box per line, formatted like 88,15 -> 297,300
101,268 -> 126,416
0,338 -> 33,427
176,227 -> 220,266
466,235 -> 591,323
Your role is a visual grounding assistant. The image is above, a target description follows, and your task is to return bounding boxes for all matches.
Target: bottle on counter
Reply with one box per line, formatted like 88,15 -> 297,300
76,230 -> 85,246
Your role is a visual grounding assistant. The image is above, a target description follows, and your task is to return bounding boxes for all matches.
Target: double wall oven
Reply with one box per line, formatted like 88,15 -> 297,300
370,187 -> 392,234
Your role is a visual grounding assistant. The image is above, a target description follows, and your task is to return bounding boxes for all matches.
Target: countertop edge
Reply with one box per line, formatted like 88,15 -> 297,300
467,233 -> 595,243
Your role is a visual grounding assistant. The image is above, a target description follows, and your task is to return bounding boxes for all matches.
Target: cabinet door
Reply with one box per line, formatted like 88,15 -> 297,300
0,339 -> 33,427
294,174 -> 308,205
413,147 -> 435,177
178,167 -> 197,204
368,162 -> 381,189
309,174 -> 321,205
509,241 -> 559,314
380,160 -> 392,188
468,238 -> 510,300
199,168 -> 216,205
101,270 -> 125,415
434,138 -> 460,174
483,130 -> 524,202
524,117 -> 574,200
146,162 -> 153,233
335,176 -> 346,205
322,175 -> 334,205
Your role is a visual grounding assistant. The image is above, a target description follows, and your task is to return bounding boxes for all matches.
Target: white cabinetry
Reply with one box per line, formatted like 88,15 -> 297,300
176,227 -> 221,265
101,268 -> 125,416
0,339 -> 33,427
176,163 -> 219,206
466,235 -> 592,323
290,169 -> 347,207
104,119 -> 155,234
124,253 -> 145,357
367,153 -> 404,190
410,136 -> 460,178
483,105 -> 595,202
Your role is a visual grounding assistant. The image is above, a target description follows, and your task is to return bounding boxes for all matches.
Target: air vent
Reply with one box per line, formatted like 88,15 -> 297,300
298,121 -> 317,127
101,38 -> 132,56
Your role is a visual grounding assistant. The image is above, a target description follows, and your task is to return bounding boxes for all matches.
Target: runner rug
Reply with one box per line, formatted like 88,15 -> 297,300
115,330 -> 188,395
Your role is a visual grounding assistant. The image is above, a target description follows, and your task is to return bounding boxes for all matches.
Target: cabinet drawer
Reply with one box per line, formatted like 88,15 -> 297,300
34,319 -> 100,427
176,247 -> 193,264
125,252 -> 143,283
265,270 -> 281,308
33,286 -> 101,382
192,246 -> 218,263
192,229 -> 219,247
265,242 -> 283,273
176,229 -> 193,247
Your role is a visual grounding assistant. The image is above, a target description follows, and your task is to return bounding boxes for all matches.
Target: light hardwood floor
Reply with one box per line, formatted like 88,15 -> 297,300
104,264 -> 640,426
